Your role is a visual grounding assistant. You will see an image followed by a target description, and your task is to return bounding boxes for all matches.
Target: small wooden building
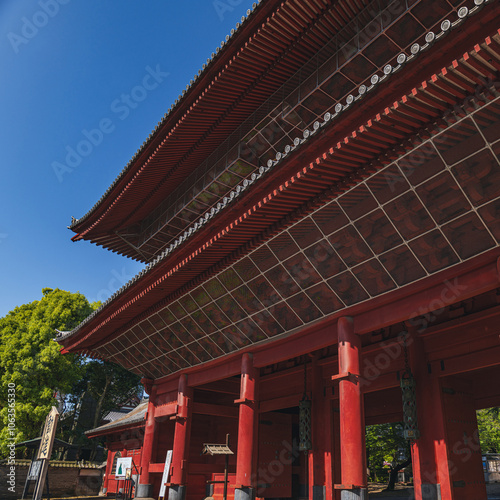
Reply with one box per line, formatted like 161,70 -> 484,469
86,401 -> 147,495
58,1 -> 500,499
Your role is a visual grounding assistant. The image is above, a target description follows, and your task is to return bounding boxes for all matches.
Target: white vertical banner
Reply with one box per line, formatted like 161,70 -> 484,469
37,407 -> 59,460
33,406 -> 59,500
159,450 -> 173,498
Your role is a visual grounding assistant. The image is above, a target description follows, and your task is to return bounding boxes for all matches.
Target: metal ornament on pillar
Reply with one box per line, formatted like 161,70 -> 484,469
299,360 -> 312,451
400,332 -> 420,441
299,398 -> 312,451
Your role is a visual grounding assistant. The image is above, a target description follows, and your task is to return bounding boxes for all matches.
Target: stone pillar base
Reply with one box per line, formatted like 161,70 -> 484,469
312,485 -> 325,500
206,482 -> 215,497
421,483 -> 441,500
234,486 -> 255,500
135,482 -> 154,499
168,484 -> 186,500
340,488 -> 367,500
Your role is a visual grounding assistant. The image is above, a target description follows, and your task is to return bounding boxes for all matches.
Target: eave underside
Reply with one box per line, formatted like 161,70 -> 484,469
70,0 -> 381,258
58,23 -> 500,379
59,18 -> 500,346
70,0 -> 485,264
90,97 -> 500,379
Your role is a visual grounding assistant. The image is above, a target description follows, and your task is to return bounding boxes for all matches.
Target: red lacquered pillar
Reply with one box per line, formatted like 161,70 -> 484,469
137,379 -> 157,499
337,317 -> 367,500
235,353 -> 259,500
102,445 -> 113,494
309,356 -> 332,500
169,374 -> 193,500
409,334 -> 451,500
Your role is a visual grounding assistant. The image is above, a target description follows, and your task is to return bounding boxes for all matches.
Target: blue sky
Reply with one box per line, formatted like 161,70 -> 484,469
0,0 -> 255,317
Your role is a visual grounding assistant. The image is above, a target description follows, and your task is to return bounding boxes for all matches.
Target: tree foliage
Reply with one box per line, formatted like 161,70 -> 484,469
0,288 -> 92,456
477,407 -> 500,454
366,422 -> 411,488
0,288 -> 141,459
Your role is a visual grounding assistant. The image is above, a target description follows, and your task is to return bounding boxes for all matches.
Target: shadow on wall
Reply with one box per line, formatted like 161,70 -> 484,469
0,463 -> 103,499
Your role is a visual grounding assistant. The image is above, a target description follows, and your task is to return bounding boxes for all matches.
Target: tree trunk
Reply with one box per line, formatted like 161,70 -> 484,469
69,389 -> 87,443
386,458 -> 411,491
93,375 -> 111,430
63,388 -> 88,460
90,375 -> 111,461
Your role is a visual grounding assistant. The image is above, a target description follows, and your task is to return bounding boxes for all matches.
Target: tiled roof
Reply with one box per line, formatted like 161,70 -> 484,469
69,1 -> 265,232
69,0 -> 414,261
85,400 -> 148,436
102,410 -> 130,423
55,1 -> 491,347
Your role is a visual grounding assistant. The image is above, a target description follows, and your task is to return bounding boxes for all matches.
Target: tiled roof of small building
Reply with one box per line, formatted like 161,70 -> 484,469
85,400 -> 148,436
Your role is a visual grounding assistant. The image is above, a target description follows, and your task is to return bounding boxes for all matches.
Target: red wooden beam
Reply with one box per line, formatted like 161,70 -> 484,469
178,356 -> 242,387
431,345 -> 500,377
354,257 -> 500,335
192,402 -> 239,418
195,379 -> 241,395
149,463 -> 166,474
154,402 -> 178,419
259,393 -> 301,413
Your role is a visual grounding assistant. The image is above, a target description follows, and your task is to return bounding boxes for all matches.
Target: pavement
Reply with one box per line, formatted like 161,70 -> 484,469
369,484 -> 414,499
40,497 -> 103,500
40,483 -> 500,499
368,482 -> 500,499
487,482 -> 500,500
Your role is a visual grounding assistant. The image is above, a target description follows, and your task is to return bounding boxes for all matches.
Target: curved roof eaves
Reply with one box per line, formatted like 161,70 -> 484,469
69,0 -> 265,232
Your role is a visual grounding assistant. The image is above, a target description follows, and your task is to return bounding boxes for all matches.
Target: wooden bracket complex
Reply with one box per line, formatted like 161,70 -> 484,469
233,397 -> 254,404
331,371 -> 360,383
169,414 -> 186,421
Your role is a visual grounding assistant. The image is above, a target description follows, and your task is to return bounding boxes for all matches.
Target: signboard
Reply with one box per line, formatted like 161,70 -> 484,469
27,460 -> 42,481
33,406 -> 59,500
159,450 -> 173,498
115,457 -> 133,479
37,406 -> 59,460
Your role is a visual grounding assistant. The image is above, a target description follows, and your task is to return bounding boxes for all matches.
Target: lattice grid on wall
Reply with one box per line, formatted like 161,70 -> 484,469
97,94 -> 500,379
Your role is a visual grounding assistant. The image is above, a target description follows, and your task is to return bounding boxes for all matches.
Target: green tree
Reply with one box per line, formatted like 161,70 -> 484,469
0,288 -> 141,460
366,422 -> 411,489
0,288 -> 92,457
477,407 -> 500,453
